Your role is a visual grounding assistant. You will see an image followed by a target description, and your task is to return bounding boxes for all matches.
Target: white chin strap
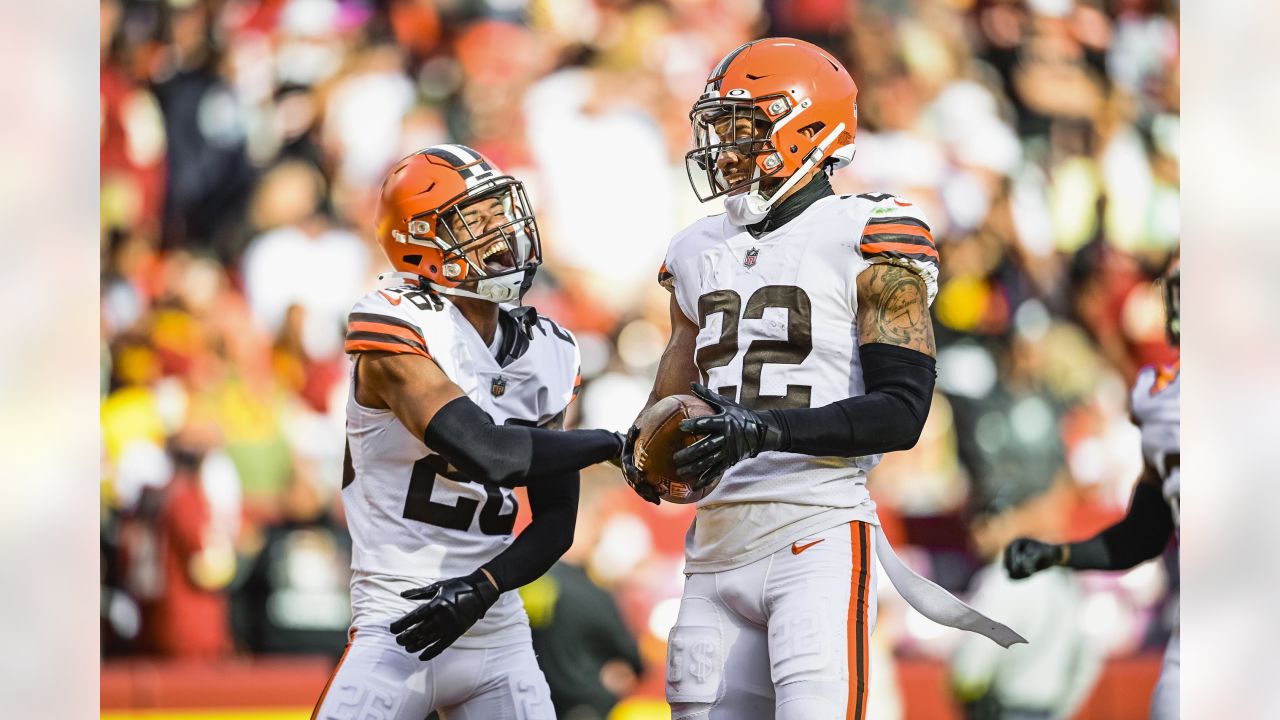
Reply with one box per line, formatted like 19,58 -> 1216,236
726,122 -> 850,227
724,190 -> 772,225
378,271 -> 526,304
432,274 -> 525,303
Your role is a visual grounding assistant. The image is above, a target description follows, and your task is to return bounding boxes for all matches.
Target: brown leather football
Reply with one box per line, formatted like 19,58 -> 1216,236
633,394 -> 719,504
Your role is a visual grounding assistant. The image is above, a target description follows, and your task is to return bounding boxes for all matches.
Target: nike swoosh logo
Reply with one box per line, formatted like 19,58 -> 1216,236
378,291 -> 402,306
791,539 -> 824,555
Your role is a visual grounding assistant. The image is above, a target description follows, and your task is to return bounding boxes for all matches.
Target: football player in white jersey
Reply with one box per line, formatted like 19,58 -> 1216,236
621,39 -> 1022,720
311,145 -> 625,720
1004,258 -> 1181,719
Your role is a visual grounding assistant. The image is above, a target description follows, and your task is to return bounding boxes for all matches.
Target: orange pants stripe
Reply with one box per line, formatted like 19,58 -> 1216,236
847,522 -> 871,720
310,629 -> 357,720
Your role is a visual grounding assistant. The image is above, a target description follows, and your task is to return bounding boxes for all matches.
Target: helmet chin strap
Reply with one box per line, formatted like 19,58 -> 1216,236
379,262 -> 534,305
428,279 -> 521,304
741,121 -> 849,217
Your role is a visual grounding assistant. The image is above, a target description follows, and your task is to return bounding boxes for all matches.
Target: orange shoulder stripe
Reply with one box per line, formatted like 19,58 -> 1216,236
347,320 -> 426,345
862,223 -> 935,243
861,240 -> 939,260
344,338 -> 432,358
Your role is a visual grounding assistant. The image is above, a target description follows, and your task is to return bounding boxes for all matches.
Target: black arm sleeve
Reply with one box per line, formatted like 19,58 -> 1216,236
1064,475 -> 1174,571
767,343 -> 936,457
480,472 -> 579,592
423,397 -> 620,487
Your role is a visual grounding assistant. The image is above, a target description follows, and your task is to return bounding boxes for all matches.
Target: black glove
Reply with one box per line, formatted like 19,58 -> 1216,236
619,425 -> 660,505
673,383 -> 783,488
390,569 -> 500,661
1003,538 -> 1064,580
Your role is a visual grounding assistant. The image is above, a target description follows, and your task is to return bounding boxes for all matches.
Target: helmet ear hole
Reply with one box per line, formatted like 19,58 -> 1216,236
798,121 -> 826,139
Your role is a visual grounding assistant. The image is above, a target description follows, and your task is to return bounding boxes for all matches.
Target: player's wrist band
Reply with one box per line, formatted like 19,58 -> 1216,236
464,568 -> 501,606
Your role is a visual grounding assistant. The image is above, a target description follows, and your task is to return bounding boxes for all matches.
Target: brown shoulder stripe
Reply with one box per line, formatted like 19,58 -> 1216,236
862,222 -> 935,245
344,330 -> 431,358
865,215 -> 930,231
349,312 -> 423,338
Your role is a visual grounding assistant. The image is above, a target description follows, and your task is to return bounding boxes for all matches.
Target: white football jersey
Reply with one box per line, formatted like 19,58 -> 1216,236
660,192 -> 939,572
342,285 -> 580,646
1130,361 -> 1180,528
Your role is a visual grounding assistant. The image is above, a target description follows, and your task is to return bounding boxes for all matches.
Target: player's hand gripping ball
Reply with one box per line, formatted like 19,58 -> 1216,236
626,394 -> 718,503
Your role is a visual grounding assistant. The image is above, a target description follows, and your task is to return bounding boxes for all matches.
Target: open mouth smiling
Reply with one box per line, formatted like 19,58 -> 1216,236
479,240 -> 516,273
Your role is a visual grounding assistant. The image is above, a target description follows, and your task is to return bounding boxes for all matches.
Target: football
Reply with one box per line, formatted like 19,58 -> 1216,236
633,394 -> 719,504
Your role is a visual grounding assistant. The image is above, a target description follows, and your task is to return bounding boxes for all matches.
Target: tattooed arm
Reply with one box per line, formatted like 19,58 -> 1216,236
684,261 -> 940,465
673,261 -> 940,478
855,262 -> 936,356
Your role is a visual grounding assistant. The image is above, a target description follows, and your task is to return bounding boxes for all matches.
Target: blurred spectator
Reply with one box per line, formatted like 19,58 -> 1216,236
240,160 -> 371,358
235,465 -> 351,657
523,485 -> 643,719
942,328 -> 1070,521
140,446 -> 237,659
152,1 -> 256,258
950,485 -> 1103,720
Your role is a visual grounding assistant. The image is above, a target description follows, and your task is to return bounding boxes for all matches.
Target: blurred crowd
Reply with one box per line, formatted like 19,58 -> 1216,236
100,0 -> 1179,715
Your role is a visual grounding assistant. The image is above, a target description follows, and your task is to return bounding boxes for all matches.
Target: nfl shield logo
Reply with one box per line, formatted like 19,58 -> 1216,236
744,247 -> 759,268
491,376 -> 507,397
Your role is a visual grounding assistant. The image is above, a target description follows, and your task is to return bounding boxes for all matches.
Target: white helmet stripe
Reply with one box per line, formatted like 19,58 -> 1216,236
437,144 -> 479,165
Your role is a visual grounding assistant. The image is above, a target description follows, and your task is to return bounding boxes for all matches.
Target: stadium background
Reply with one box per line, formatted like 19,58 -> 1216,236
99,0 -> 1179,717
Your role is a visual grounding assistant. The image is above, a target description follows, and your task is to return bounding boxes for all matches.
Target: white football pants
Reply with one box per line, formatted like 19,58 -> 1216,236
667,521 -> 879,720
311,623 -> 553,720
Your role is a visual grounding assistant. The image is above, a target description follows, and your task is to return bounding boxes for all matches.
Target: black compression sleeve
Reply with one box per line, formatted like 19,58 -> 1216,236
1064,478 -> 1174,571
423,397 -> 621,486
768,343 -> 936,457
481,471 -> 579,592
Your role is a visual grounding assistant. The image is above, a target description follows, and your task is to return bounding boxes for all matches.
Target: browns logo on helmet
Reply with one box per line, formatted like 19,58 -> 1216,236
686,38 -> 859,216
375,144 -> 541,303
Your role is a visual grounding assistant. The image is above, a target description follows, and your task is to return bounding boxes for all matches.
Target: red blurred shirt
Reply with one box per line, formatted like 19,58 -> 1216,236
144,474 -> 232,659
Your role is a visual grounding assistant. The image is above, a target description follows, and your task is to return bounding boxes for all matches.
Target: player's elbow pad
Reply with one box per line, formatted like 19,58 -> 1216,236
770,343 -> 935,457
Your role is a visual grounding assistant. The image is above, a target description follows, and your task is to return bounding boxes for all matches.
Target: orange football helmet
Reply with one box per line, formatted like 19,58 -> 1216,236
686,38 -> 858,214
374,145 -> 541,303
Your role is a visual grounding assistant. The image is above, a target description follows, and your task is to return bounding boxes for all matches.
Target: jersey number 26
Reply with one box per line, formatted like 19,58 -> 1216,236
403,454 -> 518,536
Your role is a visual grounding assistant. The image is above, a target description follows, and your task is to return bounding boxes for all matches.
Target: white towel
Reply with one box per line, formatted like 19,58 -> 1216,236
874,525 -> 1027,648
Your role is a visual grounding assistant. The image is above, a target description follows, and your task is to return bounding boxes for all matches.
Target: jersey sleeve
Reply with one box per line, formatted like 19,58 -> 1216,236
344,289 -> 432,359
534,315 -> 583,415
657,227 -> 700,323
858,195 -> 939,306
657,261 -> 675,293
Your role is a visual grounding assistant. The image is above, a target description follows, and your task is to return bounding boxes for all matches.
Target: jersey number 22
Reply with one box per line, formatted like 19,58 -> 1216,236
696,284 -> 813,410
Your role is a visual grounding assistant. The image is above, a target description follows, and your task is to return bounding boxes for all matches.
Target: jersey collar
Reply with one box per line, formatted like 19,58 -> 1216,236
494,305 -> 538,366
746,172 -> 835,238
